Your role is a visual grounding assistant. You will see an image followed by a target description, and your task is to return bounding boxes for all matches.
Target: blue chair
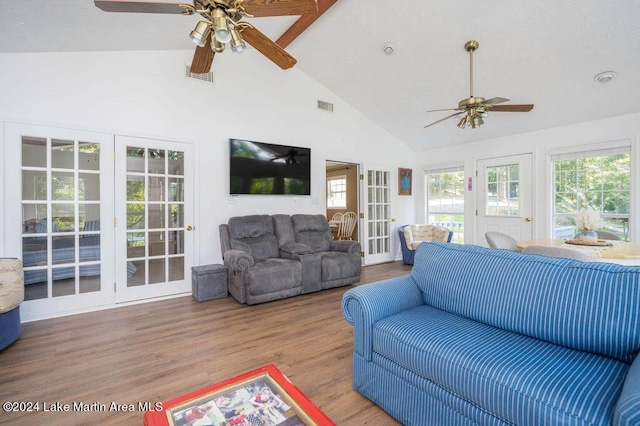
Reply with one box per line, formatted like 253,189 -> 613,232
398,224 -> 453,265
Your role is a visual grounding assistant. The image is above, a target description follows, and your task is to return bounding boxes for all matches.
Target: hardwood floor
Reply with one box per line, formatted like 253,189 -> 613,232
0,261 -> 411,425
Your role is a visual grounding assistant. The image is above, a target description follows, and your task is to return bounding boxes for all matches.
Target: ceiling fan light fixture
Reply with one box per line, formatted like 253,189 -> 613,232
471,116 -> 483,129
189,21 -> 211,47
212,9 -> 232,44
457,116 -> 468,129
212,37 -> 226,53
230,27 -> 246,53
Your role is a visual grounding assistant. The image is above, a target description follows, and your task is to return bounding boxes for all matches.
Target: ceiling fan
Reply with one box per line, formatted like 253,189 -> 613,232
424,40 -> 534,129
271,148 -> 307,164
94,0 -> 319,73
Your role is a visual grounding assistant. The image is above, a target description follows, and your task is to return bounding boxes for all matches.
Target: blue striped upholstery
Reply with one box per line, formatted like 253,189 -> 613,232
412,242 -> 640,363
342,242 -> 640,426
614,355 -> 640,425
374,305 -> 627,425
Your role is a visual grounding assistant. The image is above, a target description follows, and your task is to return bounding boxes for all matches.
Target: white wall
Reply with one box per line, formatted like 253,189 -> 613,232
0,50 -> 418,264
417,113 -> 640,244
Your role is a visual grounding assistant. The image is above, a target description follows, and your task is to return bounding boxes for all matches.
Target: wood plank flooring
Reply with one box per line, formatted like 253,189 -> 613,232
0,261 -> 412,425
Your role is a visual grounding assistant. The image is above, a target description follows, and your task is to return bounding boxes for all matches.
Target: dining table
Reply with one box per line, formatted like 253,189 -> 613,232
516,238 -> 640,265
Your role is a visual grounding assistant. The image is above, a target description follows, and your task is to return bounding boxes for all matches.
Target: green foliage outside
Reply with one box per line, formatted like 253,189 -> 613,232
554,153 -> 630,240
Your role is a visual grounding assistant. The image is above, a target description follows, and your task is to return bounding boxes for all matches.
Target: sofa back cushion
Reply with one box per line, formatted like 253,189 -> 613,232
291,214 -> 332,252
227,215 -> 279,261
412,242 -> 640,363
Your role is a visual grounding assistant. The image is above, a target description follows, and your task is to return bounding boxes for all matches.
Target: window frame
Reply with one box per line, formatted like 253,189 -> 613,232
326,175 -> 347,209
424,165 -> 465,243
550,142 -> 631,241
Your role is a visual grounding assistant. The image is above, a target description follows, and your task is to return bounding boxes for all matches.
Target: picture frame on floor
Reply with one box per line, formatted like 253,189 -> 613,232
143,364 -> 335,426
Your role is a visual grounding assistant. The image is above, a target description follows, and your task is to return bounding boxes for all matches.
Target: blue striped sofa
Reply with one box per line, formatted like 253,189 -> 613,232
342,242 -> 640,425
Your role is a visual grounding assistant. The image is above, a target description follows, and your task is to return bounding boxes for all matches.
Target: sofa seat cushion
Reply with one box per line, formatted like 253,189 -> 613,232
319,252 -> 361,281
246,259 -> 302,295
373,305 -> 629,426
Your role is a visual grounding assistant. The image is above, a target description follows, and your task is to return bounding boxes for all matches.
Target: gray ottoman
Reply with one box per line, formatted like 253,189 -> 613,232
191,264 -> 228,302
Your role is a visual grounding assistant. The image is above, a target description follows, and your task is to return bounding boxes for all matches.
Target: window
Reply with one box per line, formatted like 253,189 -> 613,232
327,176 -> 347,208
426,166 -> 465,243
486,163 -> 520,216
552,145 -> 631,240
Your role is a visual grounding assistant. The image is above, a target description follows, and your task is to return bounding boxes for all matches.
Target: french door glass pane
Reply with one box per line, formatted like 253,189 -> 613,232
366,169 -> 390,256
126,146 -> 186,287
21,136 -> 102,300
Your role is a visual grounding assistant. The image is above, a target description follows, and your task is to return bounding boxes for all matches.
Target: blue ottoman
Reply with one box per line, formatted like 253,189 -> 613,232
0,258 -> 24,351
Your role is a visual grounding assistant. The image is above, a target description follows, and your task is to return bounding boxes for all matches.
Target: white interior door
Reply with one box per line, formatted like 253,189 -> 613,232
114,136 -> 193,303
476,153 -> 533,245
361,165 -> 394,264
3,122 -> 115,321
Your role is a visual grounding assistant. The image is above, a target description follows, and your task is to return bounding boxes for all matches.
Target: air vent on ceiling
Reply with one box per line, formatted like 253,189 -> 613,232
185,65 -> 215,85
317,100 -> 334,113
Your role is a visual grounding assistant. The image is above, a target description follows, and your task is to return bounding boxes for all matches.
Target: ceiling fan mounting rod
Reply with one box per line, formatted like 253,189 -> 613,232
465,40 -> 479,98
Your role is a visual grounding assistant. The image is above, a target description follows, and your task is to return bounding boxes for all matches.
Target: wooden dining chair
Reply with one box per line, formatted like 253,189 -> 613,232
337,212 -> 357,240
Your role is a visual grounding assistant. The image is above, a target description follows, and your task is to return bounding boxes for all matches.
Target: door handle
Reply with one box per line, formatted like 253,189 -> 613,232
524,217 -> 532,223
186,226 -> 194,231
391,218 -> 396,222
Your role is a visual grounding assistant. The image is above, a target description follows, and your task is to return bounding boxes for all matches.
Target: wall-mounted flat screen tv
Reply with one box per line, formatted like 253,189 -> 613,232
229,139 -> 311,195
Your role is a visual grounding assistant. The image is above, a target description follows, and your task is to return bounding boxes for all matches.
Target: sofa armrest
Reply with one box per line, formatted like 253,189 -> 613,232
613,353 -> 640,425
330,240 -> 361,254
341,274 -> 423,361
222,249 -> 255,272
280,243 -> 314,258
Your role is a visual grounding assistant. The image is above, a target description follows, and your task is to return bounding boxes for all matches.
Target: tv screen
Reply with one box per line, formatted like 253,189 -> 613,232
229,139 -> 311,195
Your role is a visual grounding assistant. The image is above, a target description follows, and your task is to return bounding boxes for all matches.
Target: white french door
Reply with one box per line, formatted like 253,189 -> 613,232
4,123 -> 115,320
476,153 -> 533,245
361,165 -> 395,265
114,136 -> 194,303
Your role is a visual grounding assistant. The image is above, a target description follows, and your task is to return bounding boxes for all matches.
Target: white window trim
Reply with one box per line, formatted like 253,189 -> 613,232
326,175 -> 347,209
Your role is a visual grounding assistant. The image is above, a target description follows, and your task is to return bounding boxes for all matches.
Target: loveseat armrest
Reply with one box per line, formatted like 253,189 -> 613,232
613,353 -> 640,425
330,240 -> 361,254
223,249 -> 255,272
280,243 -> 314,259
341,274 -> 423,360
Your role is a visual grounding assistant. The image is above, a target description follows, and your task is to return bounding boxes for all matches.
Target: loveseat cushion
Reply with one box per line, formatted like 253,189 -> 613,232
246,259 -> 301,295
413,242 -> 640,363
291,214 -> 332,252
228,215 -> 279,261
319,252 -> 361,281
374,305 -> 629,425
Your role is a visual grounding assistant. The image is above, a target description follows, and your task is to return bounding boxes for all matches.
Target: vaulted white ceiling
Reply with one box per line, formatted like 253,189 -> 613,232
1,0 -> 639,151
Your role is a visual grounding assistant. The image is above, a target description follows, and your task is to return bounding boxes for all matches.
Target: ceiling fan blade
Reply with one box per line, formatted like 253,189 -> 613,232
427,107 -> 461,113
277,0 -> 337,48
482,97 -> 510,106
242,0 -> 318,17
489,104 -> 535,112
94,0 -> 186,13
424,111 -> 465,128
240,25 -> 297,69
190,37 -> 215,74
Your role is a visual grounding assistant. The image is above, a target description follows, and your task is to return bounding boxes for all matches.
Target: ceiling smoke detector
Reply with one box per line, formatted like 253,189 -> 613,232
594,71 -> 617,83
381,43 -> 395,55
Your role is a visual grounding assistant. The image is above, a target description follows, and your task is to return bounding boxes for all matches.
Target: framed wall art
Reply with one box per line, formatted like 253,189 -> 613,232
398,168 -> 412,196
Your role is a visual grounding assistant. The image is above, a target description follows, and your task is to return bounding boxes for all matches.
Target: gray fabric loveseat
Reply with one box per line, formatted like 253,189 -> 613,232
220,214 -> 361,304
342,242 -> 640,425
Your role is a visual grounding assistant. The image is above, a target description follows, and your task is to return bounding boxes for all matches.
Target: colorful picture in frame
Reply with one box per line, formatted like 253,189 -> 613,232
398,168 -> 412,196
143,365 -> 335,426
